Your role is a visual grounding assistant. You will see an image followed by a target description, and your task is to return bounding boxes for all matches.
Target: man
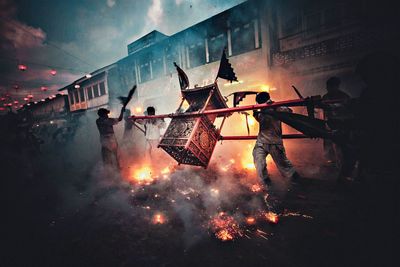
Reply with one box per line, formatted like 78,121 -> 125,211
135,106 -> 166,159
252,92 -> 299,185
96,106 -> 125,169
321,77 -> 350,165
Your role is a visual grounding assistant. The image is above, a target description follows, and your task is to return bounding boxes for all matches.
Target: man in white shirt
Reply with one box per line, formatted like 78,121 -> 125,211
135,106 -> 166,159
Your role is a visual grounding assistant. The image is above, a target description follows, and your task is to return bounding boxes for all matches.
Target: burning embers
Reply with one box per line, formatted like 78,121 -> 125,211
152,213 -> 167,224
127,164 -> 172,185
209,212 -> 243,241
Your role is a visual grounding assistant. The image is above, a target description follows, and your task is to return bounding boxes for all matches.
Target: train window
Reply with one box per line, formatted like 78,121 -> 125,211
87,86 -> 93,100
231,22 -> 256,56
208,33 -> 227,62
93,84 -> 100,98
73,90 -> 79,103
188,40 -> 206,68
99,82 -> 106,95
79,87 -> 85,101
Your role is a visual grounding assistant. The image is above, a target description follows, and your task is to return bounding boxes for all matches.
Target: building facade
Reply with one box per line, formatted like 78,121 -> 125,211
60,0 -> 398,114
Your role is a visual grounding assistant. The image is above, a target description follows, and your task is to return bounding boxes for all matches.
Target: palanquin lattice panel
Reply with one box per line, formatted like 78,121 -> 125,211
158,115 -> 219,168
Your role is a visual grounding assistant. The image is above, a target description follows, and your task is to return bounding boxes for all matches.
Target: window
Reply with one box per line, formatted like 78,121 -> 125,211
138,53 -> 151,83
99,82 -> 106,96
231,22 -> 256,55
73,90 -> 79,103
151,57 -> 164,78
79,87 -> 85,102
87,86 -> 93,100
188,40 -> 206,68
93,84 -> 99,97
208,33 -> 227,62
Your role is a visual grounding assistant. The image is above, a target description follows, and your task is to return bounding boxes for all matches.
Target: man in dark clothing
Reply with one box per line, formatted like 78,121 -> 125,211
322,77 -> 351,165
252,92 -> 299,185
96,106 -> 125,169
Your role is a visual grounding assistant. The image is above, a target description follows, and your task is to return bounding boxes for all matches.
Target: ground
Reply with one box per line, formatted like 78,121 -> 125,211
1,139 -> 394,267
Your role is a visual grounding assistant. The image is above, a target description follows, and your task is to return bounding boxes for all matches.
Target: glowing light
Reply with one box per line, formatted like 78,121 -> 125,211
246,216 -> 256,225
229,158 -> 235,164
247,116 -> 256,126
131,166 -> 153,185
74,84 -> 80,89
40,86 -> 48,91
160,166 -> 170,174
265,212 -> 279,224
210,188 -> 219,196
13,100 -> 18,104
251,184 -> 262,193
18,64 -> 27,71
23,97 -> 29,101
27,94 -> 33,99
261,85 -> 270,92
85,74 -> 92,78
50,69 -> 57,76
135,107 -> 142,113
152,213 -> 166,224
50,121 -> 53,124
209,212 -> 243,241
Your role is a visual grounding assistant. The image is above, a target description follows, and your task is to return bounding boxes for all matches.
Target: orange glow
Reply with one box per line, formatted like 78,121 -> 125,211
131,166 -> 153,185
215,229 -> 233,241
251,184 -> 262,193
245,216 -> 256,225
265,212 -> 279,224
241,144 -> 256,170
247,116 -> 256,126
152,213 -> 166,224
135,107 -> 142,113
209,212 -> 243,241
160,166 -> 170,174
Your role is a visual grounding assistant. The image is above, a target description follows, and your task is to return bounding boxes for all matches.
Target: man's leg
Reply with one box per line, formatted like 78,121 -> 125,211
252,142 -> 270,184
269,144 -> 296,178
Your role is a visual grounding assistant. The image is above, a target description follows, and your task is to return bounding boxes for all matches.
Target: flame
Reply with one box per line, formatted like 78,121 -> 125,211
131,166 -> 154,185
135,107 -> 142,113
160,166 -> 170,174
251,184 -> 262,193
152,213 -> 166,224
209,212 -> 243,241
265,211 -> 279,224
215,229 -> 233,241
241,144 -> 256,170
245,216 -> 256,225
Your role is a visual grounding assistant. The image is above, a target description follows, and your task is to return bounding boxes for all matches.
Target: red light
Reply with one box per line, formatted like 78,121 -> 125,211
50,69 -> 57,76
41,86 -> 48,91
23,97 -> 29,101
13,100 -> 18,104
18,64 -> 27,71
27,94 -> 33,99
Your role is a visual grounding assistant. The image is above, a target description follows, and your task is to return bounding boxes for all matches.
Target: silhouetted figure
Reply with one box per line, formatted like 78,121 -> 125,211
96,107 -> 125,169
322,77 -> 350,163
354,51 -> 400,266
252,92 -> 300,185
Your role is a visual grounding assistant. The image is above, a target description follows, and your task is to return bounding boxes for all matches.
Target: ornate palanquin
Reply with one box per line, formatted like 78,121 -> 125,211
158,83 -> 228,168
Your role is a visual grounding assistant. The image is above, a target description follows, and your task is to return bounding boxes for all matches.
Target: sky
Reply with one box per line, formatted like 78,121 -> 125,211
0,0 -> 244,105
